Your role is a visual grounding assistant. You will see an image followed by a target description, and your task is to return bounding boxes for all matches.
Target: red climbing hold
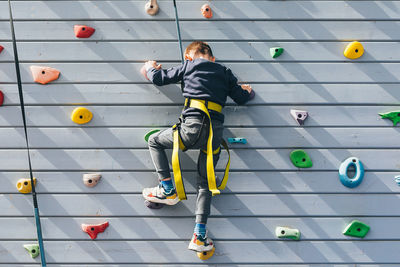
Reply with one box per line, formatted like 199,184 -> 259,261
81,222 -> 109,240
201,4 -> 213,19
0,45 -> 4,54
30,66 -> 60,85
0,90 -> 3,106
74,25 -> 95,38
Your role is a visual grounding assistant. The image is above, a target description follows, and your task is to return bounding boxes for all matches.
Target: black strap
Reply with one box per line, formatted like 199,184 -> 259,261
7,1 -> 46,266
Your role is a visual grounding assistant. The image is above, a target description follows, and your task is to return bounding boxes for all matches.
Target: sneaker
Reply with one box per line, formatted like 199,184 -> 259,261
142,184 -> 180,205
188,232 -> 214,252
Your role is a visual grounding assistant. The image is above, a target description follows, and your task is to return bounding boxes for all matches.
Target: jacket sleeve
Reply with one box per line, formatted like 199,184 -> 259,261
147,62 -> 186,86
226,68 -> 251,105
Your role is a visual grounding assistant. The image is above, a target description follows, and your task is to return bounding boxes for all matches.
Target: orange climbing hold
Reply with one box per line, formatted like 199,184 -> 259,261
145,0 -> 159,16
81,222 -> 109,240
30,66 -> 60,85
0,90 -> 4,106
74,25 -> 95,38
201,4 -> 212,19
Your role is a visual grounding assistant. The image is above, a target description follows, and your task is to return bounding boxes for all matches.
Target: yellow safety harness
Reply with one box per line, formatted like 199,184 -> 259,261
172,98 -> 231,200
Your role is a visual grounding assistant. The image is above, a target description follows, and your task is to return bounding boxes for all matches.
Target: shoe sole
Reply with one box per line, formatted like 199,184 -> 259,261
142,191 -> 179,206
188,242 -> 214,252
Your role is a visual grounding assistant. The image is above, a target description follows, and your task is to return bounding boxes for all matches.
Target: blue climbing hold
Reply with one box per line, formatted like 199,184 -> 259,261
227,138 -> 247,144
395,175 -> 400,186
339,157 -> 364,188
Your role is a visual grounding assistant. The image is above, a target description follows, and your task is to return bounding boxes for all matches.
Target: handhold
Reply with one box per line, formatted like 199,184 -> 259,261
145,0 -> 159,16
339,157 -> 364,188
144,200 -> 164,209
0,45 -> 4,54
23,244 -> 40,258
0,90 -> 4,106
201,3 -> 213,19
145,129 -> 160,142
344,41 -> 364,59
343,220 -> 370,238
227,137 -> 247,144
71,107 -> 93,124
74,25 -> 95,38
16,178 -> 37,194
395,175 -> 400,186
140,65 -> 150,81
197,247 -> 215,260
81,222 -> 109,240
30,66 -> 60,85
379,110 -> 400,126
270,47 -> 284,58
83,173 -> 101,187
275,226 -> 300,240
290,150 -> 312,168
290,109 -> 308,125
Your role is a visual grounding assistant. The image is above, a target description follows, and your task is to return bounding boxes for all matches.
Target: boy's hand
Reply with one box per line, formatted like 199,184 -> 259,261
241,84 -> 252,93
144,60 -> 162,72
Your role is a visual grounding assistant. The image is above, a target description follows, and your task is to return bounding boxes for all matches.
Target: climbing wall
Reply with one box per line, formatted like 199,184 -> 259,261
2,0 -> 400,265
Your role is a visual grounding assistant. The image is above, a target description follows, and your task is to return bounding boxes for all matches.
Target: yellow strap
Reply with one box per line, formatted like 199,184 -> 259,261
172,125 -> 187,200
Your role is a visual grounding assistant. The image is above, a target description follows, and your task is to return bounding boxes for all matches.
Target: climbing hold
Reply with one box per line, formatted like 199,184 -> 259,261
339,157 -> 364,188
81,222 -> 109,240
395,175 -> 400,186
23,244 -> 40,258
83,173 -> 101,187
379,110 -> 400,126
71,107 -> 93,125
290,150 -> 312,168
197,247 -> 215,260
270,47 -> 284,58
145,129 -> 160,142
343,220 -> 370,238
74,25 -> 95,38
290,109 -> 308,125
145,0 -> 159,16
201,3 -> 213,19
0,45 -> 3,54
0,90 -> 4,106
344,41 -> 364,59
30,66 -> 60,85
227,137 -> 247,144
144,199 -> 164,209
275,226 -> 300,240
16,178 -> 37,194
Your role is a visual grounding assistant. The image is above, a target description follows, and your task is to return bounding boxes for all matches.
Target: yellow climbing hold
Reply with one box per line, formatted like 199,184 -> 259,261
197,247 -> 215,260
16,178 -> 37,194
71,107 -> 93,124
344,41 -> 364,59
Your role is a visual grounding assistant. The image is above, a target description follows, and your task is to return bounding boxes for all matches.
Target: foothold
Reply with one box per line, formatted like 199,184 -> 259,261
290,150 -> 312,168
270,47 -> 284,58
275,226 -> 300,240
0,90 -> 4,106
145,129 -> 160,142
83,173 -> 101,187
201,3 -> 213,19
0,45 -> 4,54
23,244 -> 40,258
339,157 -> 364,188
71,107 -> 93,125
343,220 -> 370,238
30,66 -> 60,85
290,109 -> 308,125
144,200 -> 164,209
395,175 -> 400,186
16,178 -> 37,194
227,137 -> 247,144
145,0 -> 159,16
379,110 -> 400,126
74,25 -> 95,38
344,41 -> 364,59
81,222 -> 109,240
197,247 -> 215,260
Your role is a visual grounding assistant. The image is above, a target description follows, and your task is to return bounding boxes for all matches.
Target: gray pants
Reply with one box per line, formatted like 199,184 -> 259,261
148,116 -> 224,224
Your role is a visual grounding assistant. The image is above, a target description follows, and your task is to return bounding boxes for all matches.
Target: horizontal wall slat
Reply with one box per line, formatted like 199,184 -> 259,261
13,21 -> 400,41
3,194 -> 400,216
1,171 -> 399,194
15,41 -> 400,62
1,84 -> 400,105
11,1 -> 400,20
1,240 -> 400,263
1,217 -> 399,240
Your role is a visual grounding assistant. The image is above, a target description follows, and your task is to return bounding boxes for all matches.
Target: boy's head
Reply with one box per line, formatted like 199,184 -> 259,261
184,41 -> 215,62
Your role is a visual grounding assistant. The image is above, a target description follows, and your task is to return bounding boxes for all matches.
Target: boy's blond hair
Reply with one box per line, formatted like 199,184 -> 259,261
185,41 -> 214,58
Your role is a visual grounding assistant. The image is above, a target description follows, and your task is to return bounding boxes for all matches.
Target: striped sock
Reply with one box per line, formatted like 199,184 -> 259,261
160,179 -> 174,193
194,223 -> 206,238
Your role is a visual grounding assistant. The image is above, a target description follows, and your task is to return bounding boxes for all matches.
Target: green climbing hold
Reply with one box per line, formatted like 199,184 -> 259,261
144,129 -> 160,142
379,110 -> 400,126
270,47 -> 284,58
290,150 -> 312,168
23,244 -> 40,258
275,226 -> 300,240
343,220 -> 370,238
